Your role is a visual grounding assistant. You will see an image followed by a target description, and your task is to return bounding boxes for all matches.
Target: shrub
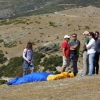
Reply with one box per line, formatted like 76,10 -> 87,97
0,51 -> 7,64
40,55 -> 62,73
0,80 -> 7,85
4,41 -> 17,48
0,39 -> 3,43
33,51 -> 45,67
35,21 -> 40,24
0,52 -> 45,77
84,26 -> 90,30
0,57 -> 23,77
49,22 -> 57,27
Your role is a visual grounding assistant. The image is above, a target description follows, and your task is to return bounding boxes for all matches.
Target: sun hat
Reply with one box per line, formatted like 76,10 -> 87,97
83,31 -> 89,35
64,35 -> 70,39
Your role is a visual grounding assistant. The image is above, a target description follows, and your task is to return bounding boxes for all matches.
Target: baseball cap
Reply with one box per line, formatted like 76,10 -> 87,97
64,35 -> 70,39
83,31 -> 89,35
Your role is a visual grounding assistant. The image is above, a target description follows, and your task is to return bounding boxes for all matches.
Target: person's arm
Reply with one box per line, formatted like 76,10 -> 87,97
62,48 -> 66,57
70,44 -> 78,50
86,39 -> 94,49
31,50 -> 34,62
23,49 -> 29,62
70,40 -> 80,50
62,48 -> 67,61
62,43 -> 67,60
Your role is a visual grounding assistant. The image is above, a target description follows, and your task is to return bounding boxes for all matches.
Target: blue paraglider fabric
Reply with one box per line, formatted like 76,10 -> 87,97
7,72 -> 52,85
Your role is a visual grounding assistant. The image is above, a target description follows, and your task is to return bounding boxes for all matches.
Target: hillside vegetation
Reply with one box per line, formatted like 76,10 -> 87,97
0,0 -> 100,19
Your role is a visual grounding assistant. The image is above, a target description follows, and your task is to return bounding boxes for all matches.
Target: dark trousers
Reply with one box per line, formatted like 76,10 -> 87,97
93,52 -> 99,74
70,54 -> 78,76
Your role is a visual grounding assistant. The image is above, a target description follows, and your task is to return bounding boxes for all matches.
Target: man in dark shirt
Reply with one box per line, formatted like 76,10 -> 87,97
94,31 -> 100,74
69,33 -> 80,76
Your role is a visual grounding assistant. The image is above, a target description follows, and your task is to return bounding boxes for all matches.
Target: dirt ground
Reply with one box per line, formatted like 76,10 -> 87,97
0,74 -> 100,100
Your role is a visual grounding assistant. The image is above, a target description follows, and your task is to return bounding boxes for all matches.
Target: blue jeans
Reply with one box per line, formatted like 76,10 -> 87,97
88,53 -> 95,75
23,60 -> 34,75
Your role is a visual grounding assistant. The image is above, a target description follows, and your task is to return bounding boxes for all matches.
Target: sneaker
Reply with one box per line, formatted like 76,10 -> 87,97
80,74 -> 86,77
87,74 -> 93,76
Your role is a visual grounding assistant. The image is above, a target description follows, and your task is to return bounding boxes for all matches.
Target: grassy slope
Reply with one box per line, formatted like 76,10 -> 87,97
0,0 -> 100,19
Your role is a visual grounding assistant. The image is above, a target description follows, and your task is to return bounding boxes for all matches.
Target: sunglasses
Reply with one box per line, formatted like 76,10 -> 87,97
72,35 -> 76,37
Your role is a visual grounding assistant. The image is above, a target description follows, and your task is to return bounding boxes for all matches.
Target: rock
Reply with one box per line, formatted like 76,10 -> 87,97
38,42 -> 60,53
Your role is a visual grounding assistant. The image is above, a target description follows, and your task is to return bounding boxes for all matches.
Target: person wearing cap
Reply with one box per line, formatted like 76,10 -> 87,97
86,32 -> 96,76
81,31 -> 90,76
93,31 -> 100,75
69,33 -> 80,76
61,35 -> 70,73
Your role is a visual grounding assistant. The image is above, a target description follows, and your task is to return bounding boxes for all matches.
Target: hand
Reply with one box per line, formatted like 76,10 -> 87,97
28,60 -> 31,64
64,57 -> 67,61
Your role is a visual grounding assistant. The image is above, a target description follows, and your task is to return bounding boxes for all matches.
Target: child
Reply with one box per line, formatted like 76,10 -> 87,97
22,42 -> 34,76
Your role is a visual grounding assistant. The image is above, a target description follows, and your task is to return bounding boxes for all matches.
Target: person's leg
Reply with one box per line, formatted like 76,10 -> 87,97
29,62 -> 34,73
73,55 -> 78,76
88,53 -> 95,75
93,53 -> 96,74
95,52 -> 99,74
23,68 -> 28,76
70,54 -> 77,76
82,51 -> 89,75
61,56 -> 67,73
23,60 -> 28,76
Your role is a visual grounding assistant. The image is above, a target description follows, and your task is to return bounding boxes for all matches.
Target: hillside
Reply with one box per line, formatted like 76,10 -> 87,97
0,6 -> 100,59
0,74 -> 100,100
0,6 -> 100,77
0,5 -> 100,100
0,0 -> 100,19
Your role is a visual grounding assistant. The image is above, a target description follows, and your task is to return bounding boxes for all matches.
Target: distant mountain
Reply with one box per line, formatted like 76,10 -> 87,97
0,0 -> 100,19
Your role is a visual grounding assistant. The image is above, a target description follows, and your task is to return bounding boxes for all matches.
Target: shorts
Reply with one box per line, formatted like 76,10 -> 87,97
62,56 -> 70,67
23,60 -> 34,74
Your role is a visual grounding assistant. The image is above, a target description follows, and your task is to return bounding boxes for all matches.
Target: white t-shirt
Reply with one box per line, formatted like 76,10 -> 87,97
23,48 -> 34,61
86,38 -> 96,54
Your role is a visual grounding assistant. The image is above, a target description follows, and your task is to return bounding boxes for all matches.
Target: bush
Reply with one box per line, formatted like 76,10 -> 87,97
4,41 -> 17,48
0,52 -> 62,77
33,51 -> 45,70
49,22 -> 57,27
0,39 -> 3,43
0,57 -> 23,77
0,52 -> 45,77
0,51 -> 7,64
0,80 -> 7,85
40,55 -> 62,73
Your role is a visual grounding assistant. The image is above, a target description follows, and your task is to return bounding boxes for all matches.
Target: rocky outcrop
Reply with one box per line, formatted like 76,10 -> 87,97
38,42 -> 60,53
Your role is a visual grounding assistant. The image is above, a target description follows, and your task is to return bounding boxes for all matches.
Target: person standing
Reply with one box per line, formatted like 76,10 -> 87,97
81,31 -> 90,76
94,31 -> 100,75
22,42 -> 34,76
86,32 -> 96,76
69,33 -> 80,76
61,35 -> 70,73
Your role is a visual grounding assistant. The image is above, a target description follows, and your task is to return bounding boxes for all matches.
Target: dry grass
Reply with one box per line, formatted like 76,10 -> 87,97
0,74 -> 100,100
